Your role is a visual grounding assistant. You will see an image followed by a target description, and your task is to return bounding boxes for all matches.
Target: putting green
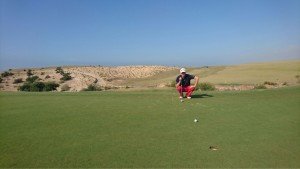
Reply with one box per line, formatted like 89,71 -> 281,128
0,87 -> 299,167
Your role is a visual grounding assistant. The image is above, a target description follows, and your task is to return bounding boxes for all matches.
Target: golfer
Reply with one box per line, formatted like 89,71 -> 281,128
176,68 -> 199,99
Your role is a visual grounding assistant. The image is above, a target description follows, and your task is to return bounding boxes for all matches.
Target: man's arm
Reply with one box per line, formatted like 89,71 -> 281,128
193,76 -> 199,88
176,77 -> 182,88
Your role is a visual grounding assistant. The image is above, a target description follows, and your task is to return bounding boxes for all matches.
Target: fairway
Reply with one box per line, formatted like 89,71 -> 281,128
0,87 -> 300,168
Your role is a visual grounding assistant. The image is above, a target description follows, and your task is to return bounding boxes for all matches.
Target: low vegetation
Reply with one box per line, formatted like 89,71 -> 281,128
60,73 -> 72,81
264,81 -> 277,86
82,84 -> 102,91
1,71 -> 14,77
19,81 -> 59,92
0,77 -> 2,83
254,84 -> 267,89
26,76 -> 39,83
197,82 -> 215,91
27,69 -> 33,76
55,67 -> 72,81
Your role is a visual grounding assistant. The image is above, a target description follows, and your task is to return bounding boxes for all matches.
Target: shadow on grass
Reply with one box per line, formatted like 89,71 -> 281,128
192,93 -> 214,98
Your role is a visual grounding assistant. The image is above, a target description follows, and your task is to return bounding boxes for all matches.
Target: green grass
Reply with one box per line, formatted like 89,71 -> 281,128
0,87 -> 300,168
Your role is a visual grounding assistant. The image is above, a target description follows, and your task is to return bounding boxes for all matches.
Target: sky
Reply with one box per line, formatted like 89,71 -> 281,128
1,0 -> 300,70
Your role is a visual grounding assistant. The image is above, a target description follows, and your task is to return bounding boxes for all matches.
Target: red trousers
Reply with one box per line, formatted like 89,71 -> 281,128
176,86 -> 195,97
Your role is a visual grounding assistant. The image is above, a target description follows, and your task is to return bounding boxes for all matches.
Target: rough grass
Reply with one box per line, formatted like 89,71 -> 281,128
120,60 -> 300,87
0,87 -> 300,168
200,60 -> 300,85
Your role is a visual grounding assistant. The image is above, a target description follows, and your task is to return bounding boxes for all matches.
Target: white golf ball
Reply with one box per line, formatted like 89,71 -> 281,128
194,119 -> 198,122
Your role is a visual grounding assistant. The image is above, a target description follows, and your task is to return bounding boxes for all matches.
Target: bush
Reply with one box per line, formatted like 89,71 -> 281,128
60,73 -> 72,81
254,84 -> 267,89
1,71 -> 14,77
18,82 -> 31,91
282,82 -> 288,86
26,76 -> 39,83
197,82 -> 215,91
61,84 -> 71,91
43,82 -> 59,91
41,72 -> 45,75
45,75 -> 51,79
27,69 -> 33,76
82,84 -> 102,91
30,82 -> 45,91
13,78 -> 23,84
56,67 -> 64,74
264,81 -> 277,86
0,77 -> 2,83
19,81 -> 59,92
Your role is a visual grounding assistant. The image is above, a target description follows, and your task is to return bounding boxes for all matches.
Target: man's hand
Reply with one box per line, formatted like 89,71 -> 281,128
193,76 -> 199,88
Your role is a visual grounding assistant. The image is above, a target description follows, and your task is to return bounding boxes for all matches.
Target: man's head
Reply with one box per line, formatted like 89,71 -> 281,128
180,68 -> 186,76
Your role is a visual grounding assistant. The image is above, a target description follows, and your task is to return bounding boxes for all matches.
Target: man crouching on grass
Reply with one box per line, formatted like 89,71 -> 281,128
176,68 -> 199,99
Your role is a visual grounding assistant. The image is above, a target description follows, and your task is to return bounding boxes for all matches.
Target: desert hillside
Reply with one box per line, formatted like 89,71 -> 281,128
0,66 -> 176,91
0,60 -> 299,91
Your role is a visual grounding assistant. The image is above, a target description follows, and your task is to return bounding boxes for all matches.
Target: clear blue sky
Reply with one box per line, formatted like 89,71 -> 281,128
1,0 -> 300,70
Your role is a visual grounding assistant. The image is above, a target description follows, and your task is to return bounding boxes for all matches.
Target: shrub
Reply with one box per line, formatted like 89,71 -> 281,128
56,67 -> 64,74
45,75 -> 51,79
82,84 -> 102,91
254,84 -> 267,89
30,82 -> 45,91
61,84 -> 71,91
60,73 -> 72,81
264,81 -> 277,86
0,77 -> 2,83
43,82 -> 59,91
26,76 -> 39,83
41,72 -> 45,75
18,82 -> 31,91
19,81 -> 58,92
1,71 -> 14,77
13,78 -> 23,84
27,69 -> 33,76
282,82 -> 288,86
197,82 -> 215,91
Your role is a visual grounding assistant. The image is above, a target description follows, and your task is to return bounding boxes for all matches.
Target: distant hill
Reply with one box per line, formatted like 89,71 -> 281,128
0,60 -> 299,91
